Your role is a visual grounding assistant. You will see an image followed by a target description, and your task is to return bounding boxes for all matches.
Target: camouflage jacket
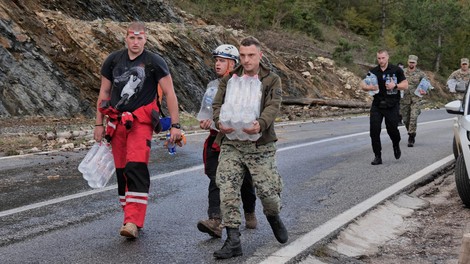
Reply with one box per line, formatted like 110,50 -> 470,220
404,68 -> 427,98
448,69 -> 470,83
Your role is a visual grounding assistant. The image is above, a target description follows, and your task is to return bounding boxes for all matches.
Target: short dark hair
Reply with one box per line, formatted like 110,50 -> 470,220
377,49 -> 389,55
240,36 -> 261,50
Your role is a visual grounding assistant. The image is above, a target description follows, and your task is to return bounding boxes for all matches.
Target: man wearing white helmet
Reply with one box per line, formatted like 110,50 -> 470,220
196,44 -> 257,239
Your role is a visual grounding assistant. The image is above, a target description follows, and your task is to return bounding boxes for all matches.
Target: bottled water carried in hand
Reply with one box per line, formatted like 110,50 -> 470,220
386,74 -> 398,95
365,71 -> 379,96
197,80 -> 219,121
166,132 -> 176,155
415,78 -> 431,97
78,143 -> 116,188
220,74 -> 262,141
78,143 -> 100,179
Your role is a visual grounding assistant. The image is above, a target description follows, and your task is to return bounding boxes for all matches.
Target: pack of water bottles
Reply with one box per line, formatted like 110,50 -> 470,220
197,79 -> 219,130
219,74 -> 262,141
78,143 -> 116,188
364,71 -> 379,96
414,78 -> 431,97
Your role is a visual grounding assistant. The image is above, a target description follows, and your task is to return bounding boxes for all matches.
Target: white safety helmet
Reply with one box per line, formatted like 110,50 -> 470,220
212,44 -> 239,63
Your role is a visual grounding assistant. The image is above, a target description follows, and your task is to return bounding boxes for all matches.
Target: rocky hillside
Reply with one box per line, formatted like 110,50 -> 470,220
0,0 -> 453,120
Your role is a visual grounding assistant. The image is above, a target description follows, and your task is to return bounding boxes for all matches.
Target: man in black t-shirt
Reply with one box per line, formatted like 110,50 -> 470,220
93,22 -> 181,239
361,49 -> 409,165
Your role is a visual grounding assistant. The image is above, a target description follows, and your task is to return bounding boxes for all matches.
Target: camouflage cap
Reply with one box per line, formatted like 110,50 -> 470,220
461,58 -> 469,65
408,55 -> 418,63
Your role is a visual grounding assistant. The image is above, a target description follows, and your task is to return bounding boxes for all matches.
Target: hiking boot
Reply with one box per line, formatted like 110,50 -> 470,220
197,218 -> 222,238
267,214 -> 288,244
245,212 -> 257,229
371,155 -> 382,165
393,144 -> 401,159
120,222 -> 138,238
213,227 -> 243,259
408,133 -> 416,147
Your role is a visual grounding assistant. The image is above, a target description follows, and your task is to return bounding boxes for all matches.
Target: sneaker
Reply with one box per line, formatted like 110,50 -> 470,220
197,218 -> 222,238
120,222 -> 138,238
244,212 -> 257,229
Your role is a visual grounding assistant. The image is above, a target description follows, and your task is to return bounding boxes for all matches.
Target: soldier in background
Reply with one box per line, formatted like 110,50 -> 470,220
400,55 -> 430,147
447,58 -> 470,98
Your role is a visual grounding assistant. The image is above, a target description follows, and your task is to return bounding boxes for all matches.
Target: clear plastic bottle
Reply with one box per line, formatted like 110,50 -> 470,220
385,74 -> 394,95
197,80 -> 219,121
166,132 -> 176,155
391,74 -> 398,94
366,72 -> 379,96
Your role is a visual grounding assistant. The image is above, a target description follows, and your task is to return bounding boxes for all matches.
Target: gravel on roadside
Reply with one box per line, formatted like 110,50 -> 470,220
305,168 -> 468,264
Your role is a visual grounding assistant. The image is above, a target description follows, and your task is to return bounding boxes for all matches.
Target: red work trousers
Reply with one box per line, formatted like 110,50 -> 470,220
111,119 -> 153,228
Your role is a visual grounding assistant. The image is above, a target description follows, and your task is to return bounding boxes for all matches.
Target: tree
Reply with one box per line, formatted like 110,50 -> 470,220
402,0 -> 463,72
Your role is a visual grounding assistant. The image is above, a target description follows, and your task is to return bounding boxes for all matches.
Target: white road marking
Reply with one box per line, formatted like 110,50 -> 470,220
0,117 -> 455,225
258,155 -> 455,264
0,165 -> 203,217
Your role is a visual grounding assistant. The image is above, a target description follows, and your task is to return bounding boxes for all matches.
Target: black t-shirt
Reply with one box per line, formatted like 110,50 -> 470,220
101,49 -> 170,112
369,64 -> 406,107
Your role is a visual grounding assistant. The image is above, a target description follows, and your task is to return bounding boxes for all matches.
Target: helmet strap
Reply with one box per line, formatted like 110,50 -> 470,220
223,61 -> 232,76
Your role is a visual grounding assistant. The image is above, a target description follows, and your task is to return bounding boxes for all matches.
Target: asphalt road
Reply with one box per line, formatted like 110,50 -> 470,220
0,109 -> 455,263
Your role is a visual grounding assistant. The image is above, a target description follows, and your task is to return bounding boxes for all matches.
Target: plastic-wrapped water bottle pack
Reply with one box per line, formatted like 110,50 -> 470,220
220,74 -> 262,141
78,143 -> 116,188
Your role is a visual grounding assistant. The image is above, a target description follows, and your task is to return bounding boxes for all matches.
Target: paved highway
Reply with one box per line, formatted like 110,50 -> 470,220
0,109 -> 455,263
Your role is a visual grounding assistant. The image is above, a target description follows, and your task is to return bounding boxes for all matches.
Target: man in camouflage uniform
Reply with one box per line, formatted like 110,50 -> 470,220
196,44 -> 258,239
400,55 -> 430,147
447,58 -> 470,99
212,36 -> 287,259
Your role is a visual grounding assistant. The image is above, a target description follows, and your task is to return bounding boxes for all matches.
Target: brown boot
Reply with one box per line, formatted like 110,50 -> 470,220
197,218 -> 222,238
120,222 -> 138,238
244,212 -> 257,229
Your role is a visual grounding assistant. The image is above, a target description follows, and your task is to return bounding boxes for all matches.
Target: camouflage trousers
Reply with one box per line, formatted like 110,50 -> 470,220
216,140 -> 283,228
400,95 -> 422,134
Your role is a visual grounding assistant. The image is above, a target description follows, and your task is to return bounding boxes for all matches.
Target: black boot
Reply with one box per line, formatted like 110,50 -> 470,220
393,144 -> 401,159
213,227 -> 242,259
371,155 -> 382,165
407,133 -> 416,147
267,214 -> 288,244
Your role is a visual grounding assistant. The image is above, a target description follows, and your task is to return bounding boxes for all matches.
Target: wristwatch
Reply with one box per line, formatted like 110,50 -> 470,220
394,84 -> 398,89
171,123 -> 181,129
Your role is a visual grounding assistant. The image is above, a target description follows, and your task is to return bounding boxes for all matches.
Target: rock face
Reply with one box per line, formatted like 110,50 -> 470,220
3,0 -> 446,120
